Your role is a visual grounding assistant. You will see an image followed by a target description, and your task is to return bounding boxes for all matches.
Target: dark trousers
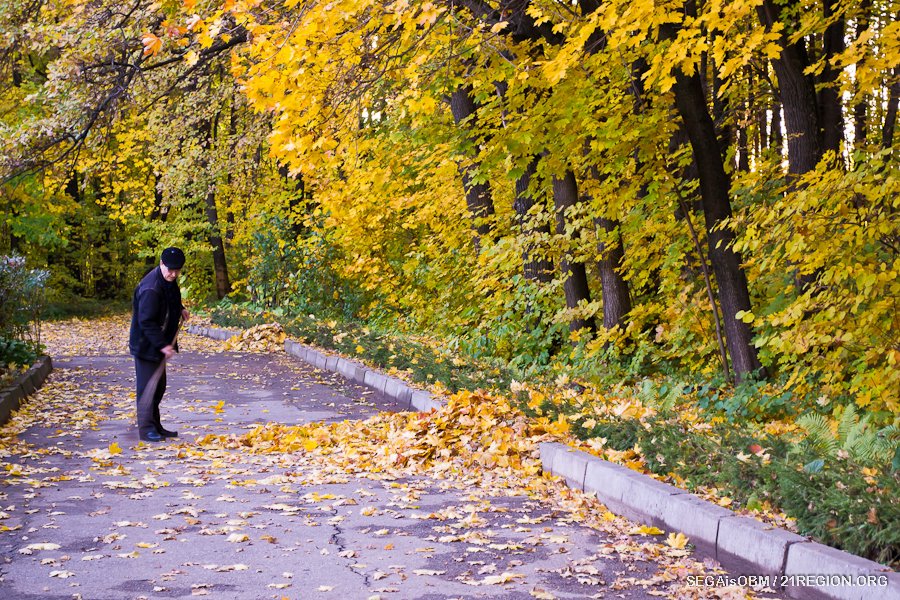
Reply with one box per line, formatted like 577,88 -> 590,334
135,357 -> 166,436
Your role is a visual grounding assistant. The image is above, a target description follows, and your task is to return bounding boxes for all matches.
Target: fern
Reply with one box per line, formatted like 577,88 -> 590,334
871,425 -> 900,466
796,413 -> 838,457
836,403 -> 859,443
795,407 -> 899,468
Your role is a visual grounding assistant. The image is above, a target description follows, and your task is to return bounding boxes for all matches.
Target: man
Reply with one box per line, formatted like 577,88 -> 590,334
129,247 -> 190,442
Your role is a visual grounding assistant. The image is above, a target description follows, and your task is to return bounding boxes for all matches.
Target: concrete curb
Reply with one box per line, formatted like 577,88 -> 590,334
539,442 -> 897,600
0,355 -> 53,426
185,324 -> 241,341
189,325 -> 443,412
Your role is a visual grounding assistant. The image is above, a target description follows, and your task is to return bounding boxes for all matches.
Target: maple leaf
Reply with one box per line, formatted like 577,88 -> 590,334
141,33 -> 163,57
666,532 -> 689,549
628,525 -> 664,536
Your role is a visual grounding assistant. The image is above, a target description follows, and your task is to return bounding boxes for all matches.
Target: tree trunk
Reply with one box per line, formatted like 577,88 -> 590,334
585,164 -> 632,331
854,0 -> 872,149
449,85 -> 495,252
279,163 -> 308,240
199,118 -> 231,299
758,0 -> 821,176
204,189 -> 230,299
552,171 -> 596,334
595,217 -> 631,329
514,157 -> 554,283
670,66 -> 763,379
819,0 -> 845,156
770,100 -> 783,152
883,70 -> 900,149
150,175 -> 169,223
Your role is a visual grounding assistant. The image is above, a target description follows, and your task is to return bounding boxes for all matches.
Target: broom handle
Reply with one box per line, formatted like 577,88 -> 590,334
138,318 -> 182,409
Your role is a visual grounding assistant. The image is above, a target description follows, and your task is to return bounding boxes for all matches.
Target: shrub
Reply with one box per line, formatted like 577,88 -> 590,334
0,255 -> 48,352
0,337 -> 40,369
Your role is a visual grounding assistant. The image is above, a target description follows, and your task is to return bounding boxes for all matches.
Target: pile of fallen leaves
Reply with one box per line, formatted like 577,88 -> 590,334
198,390 -> 570,481
220,323 -> 286,353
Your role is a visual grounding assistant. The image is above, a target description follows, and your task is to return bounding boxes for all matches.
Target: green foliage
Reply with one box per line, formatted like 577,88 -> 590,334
0,255 -> 48,348
43,298 -> 131,321
773,454 -> 900,566
696,374 -> 799,423
0,336 -> 40,369
460,275 -> 566,370
242,213 -> 368,320
793,405 -> 900,468
733,153 -> 900,417
555,404 -> 899,566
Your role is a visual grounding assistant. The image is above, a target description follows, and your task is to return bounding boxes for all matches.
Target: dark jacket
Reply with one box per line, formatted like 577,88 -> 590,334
129,267 -> 183,362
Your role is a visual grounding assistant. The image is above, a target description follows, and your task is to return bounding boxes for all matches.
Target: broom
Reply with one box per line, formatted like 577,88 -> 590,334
137,317 -> 182,423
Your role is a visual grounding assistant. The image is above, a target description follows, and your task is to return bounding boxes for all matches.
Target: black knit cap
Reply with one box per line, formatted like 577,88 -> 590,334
161,247 -> 186,270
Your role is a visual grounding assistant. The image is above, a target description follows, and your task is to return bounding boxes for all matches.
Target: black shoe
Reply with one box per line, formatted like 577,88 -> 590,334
140,431 -> 163,442
158,428 -> 178,438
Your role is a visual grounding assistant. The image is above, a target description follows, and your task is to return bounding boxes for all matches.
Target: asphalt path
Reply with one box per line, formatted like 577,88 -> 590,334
0,331 -> 762,599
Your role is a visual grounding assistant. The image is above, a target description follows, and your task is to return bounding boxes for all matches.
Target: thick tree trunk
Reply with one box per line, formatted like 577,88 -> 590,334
449,86 -> 495,252
150,175 -> 169,223
552,171 -> 596,334
514,158 -> 554,283
671,68 -> 763,379
758,0 -> 821,176
585,164 -> 632,330
203,189 -> 230,299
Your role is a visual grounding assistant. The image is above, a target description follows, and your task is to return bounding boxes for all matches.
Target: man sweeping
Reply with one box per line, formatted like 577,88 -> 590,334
129,247 -> 190,442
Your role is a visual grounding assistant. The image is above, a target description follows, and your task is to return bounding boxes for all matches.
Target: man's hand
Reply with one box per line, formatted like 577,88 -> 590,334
161,345 -> 177,360
181,308 -> 190,322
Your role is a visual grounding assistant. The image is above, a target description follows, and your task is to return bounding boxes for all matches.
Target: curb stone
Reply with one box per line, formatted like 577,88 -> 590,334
187,325 -> 897,600
0,356 -> 53,426
189,325 -> 240,341
189,325 -> 442,412
539,442 -> 896,600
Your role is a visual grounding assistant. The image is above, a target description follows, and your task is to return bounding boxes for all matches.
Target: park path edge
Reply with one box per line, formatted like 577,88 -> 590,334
189,324 -> 899,600
0,355 -> 52,426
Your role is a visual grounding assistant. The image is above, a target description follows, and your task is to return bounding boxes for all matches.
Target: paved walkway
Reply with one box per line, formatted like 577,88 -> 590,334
0,329 -> 764,599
